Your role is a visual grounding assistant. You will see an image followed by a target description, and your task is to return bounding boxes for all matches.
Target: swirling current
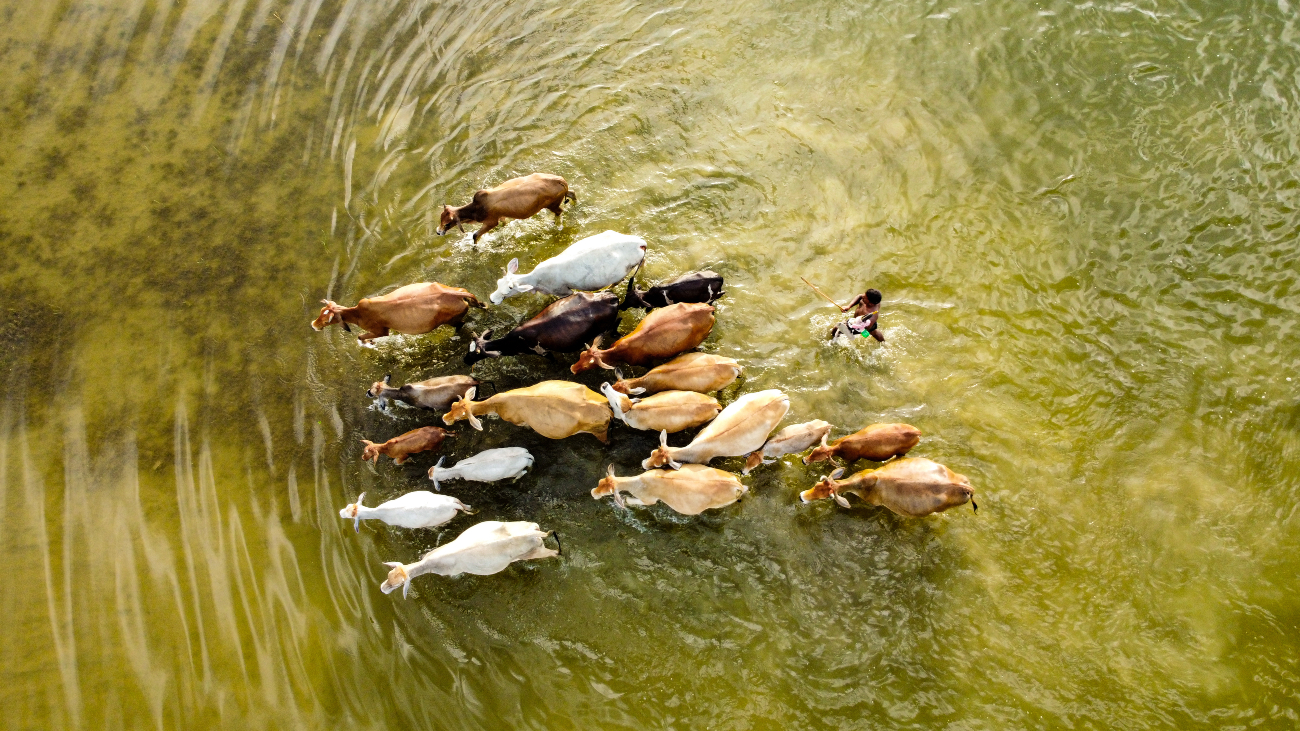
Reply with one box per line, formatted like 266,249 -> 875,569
1,0 -> 1299,728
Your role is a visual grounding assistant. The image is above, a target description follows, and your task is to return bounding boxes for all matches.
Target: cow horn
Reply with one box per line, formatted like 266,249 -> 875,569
971,498 -> 978,513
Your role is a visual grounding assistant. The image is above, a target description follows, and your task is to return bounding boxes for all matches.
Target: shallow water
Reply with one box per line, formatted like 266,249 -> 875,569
2,0 -> 1300,728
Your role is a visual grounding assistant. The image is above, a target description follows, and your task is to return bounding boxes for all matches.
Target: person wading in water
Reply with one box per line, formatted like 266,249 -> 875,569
828,288 -> 884,342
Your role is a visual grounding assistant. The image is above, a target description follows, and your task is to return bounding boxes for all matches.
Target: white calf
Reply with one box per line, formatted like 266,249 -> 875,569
339,491 -> 470,532
427,447 -> 535,490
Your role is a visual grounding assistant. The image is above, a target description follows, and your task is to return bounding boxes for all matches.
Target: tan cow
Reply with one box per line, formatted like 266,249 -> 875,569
803,423 -> 921,465
437,173 -> 575,244
800,458 -> 976,517
642,389 -> 789,469
360,426 -> 453,465
592,464 -> 747,515
442,383 -> 612,442
571,303 -> 716,374
743,420 -> 832,474
312,282 -> 482,344
600,383 -> 721,433
609,352 -> 742,395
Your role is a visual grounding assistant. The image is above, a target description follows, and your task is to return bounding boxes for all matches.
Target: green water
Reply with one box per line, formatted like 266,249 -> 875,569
3,0 -> 1299,727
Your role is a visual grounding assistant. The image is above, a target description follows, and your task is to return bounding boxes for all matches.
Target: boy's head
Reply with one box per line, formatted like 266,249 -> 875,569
866,288 -> 882,304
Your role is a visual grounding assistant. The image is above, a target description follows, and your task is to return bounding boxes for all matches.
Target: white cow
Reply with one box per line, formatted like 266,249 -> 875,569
380,520 -> 560,598
427,447 -> 535,490
488,230 -> 646,304
339,491 -> 470,532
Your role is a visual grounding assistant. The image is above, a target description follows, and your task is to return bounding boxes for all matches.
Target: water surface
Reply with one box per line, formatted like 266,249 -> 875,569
2,0 -> 1299,728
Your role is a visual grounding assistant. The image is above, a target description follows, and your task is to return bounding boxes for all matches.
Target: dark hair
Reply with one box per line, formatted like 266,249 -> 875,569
865,288 -> 882,304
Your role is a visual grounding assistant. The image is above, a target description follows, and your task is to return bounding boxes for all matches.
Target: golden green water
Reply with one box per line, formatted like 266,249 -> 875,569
3,0 -> 1299,727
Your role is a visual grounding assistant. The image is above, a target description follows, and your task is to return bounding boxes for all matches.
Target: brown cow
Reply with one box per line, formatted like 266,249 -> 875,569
803,423 -> 921,465
360,426 -> 453,465
312,282 -> 482,345
570,303 -> 716,374
799,459 -> 975,517
437,173 -> 575,244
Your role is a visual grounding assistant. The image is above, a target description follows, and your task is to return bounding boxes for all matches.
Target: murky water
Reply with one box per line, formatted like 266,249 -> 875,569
2,0 -> 1299,727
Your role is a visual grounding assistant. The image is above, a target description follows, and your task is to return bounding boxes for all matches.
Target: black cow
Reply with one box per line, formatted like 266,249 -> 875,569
620,270 -> 724,310
465,291 -> 620,365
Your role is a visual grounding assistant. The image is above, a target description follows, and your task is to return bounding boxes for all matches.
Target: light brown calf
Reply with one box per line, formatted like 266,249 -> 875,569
312,282 -> 482,344
437,173 -> 575,243
360,426 -> 453,465
803,423 -> 921,465
571,303 -> 716,374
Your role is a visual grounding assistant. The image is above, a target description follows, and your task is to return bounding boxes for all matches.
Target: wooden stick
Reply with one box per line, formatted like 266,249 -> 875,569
800,276 -> 847,310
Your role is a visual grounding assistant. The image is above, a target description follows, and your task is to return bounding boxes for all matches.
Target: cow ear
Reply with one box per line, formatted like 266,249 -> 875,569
507,258 -> 519,274
830,468 -> 845,480
465,387 -> 477,400
833,493 -> 852,508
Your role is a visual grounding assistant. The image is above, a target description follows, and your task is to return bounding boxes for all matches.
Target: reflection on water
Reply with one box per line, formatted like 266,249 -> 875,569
2,0 -> 1300,727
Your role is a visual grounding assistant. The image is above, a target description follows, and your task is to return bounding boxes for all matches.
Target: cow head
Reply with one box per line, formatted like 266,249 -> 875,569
380,562 -> 412,598
570,336 -> 613,374
599,382 -> 631,421
338,493 -> 366,532
359,439 -> 382,463
799,468 -> 851,507
802,434 -> 834,464
489,258 -> 534,304
609,368 -> 646,395
591,464 -> 626,507
641,430 -> 682,470
311,300 -> 350,332
442,388 -> 482,430
366,374 -> 396,403
436,205 -> 465,236
464,330 -> 500,365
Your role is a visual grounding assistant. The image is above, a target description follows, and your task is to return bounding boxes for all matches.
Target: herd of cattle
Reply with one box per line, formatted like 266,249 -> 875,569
316,173 -> 976,599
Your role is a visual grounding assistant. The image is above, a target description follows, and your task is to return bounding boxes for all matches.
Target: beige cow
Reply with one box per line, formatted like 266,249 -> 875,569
592,464 -> 747,515
443,382 -> 612,442
743,420 -> 832,474
600,383 -> 721,433
609,352 -> 742,395
642,389 -> 789,469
